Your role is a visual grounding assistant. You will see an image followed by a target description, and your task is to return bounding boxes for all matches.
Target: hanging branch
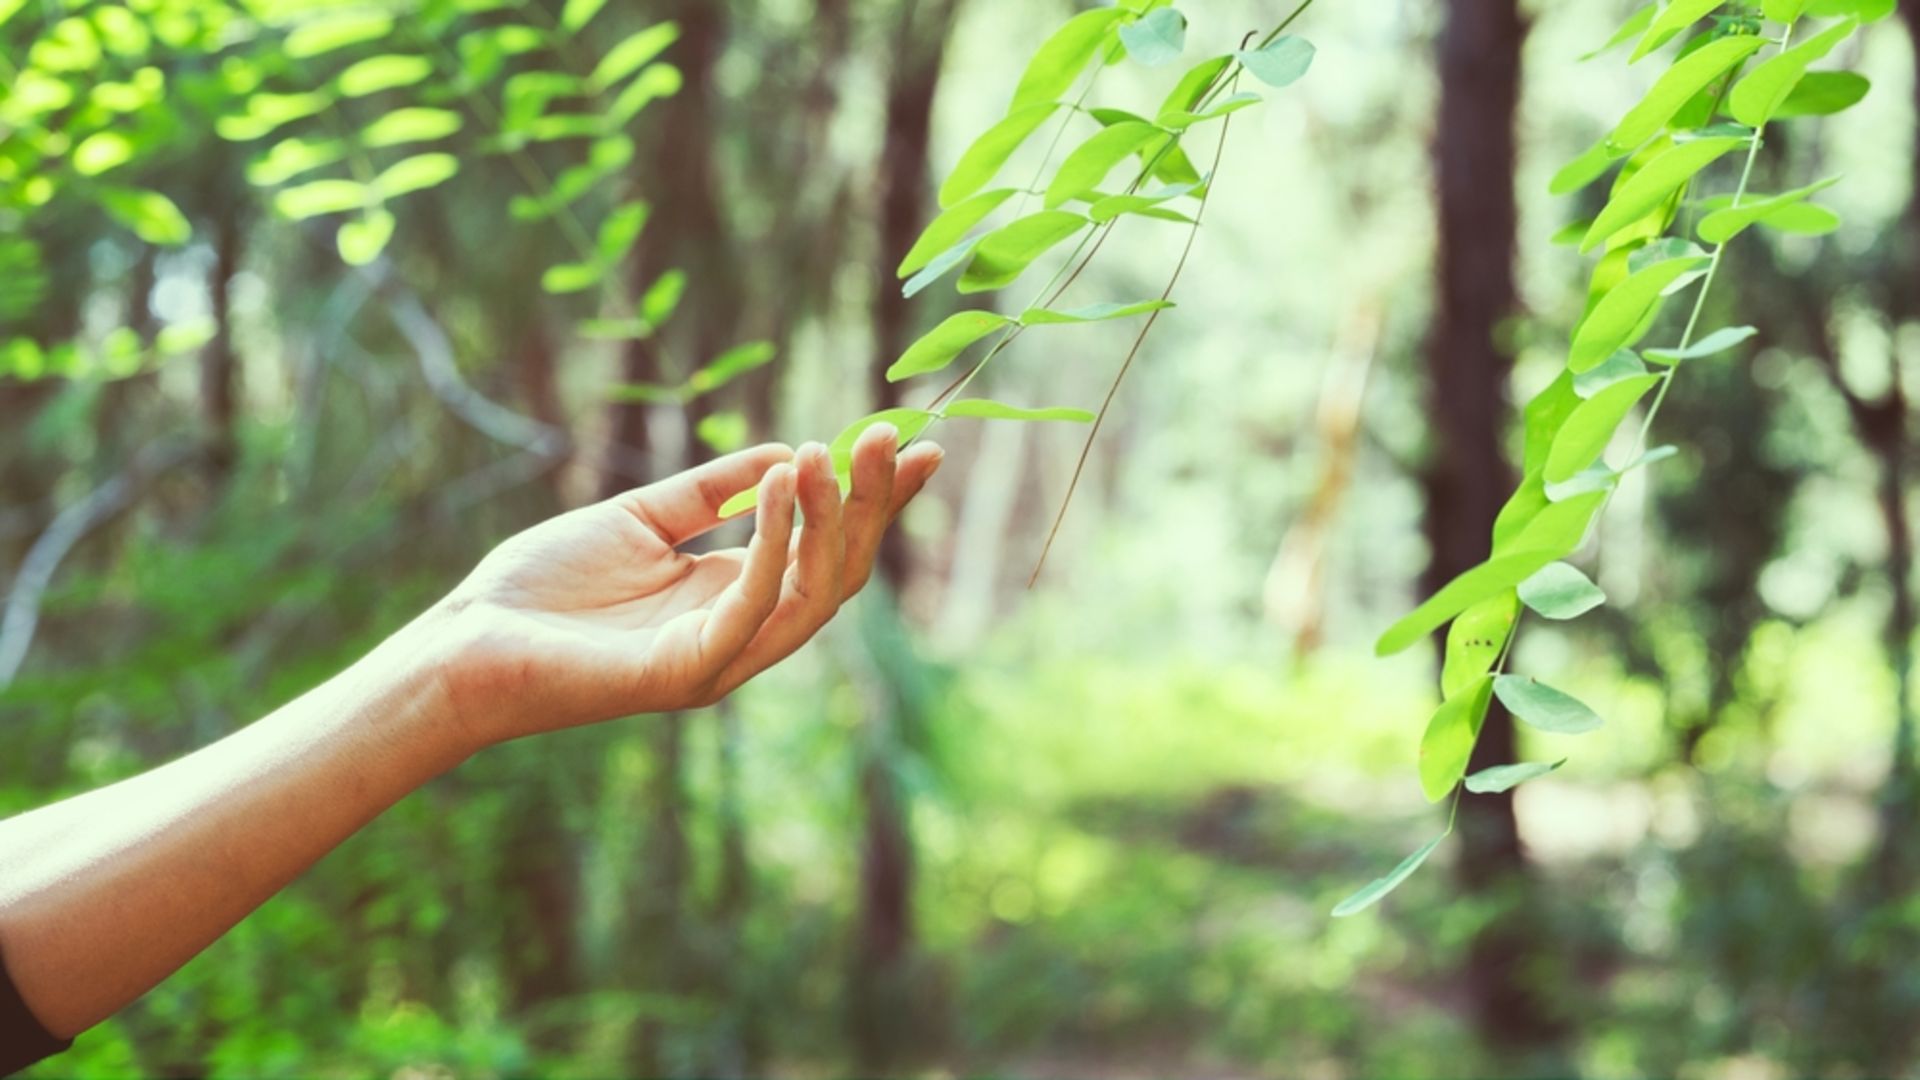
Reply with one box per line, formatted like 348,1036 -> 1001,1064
1338,0 -> 1889,917
711,0 -> 1322,558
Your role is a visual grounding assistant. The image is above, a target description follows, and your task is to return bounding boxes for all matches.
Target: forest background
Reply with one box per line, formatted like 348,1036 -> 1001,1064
3,0 -> 1918,1076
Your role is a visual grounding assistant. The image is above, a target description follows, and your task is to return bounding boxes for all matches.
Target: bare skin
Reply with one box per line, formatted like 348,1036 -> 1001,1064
0,426 -> 940,1039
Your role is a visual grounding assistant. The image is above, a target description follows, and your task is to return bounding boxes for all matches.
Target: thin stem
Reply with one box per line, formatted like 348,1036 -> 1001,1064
1028,90 -> 1238,586
1620,22 -> 1790,468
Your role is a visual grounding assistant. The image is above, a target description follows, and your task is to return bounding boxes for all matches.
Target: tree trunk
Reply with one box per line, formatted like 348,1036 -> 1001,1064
867,0 -> 960,588
603,0 -> 731,497
1427,0 -> 1561,1055
201,211 -> 244,486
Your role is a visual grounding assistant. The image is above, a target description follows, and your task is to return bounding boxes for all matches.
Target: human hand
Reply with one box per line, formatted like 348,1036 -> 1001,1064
421,427 -> 942,748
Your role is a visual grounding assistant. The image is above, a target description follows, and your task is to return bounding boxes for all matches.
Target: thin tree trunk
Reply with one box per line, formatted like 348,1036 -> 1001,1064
603,0 -> 730,496
201,211 -> 244,485
1427,0 -> 1561,1054
867,0 -> 960,588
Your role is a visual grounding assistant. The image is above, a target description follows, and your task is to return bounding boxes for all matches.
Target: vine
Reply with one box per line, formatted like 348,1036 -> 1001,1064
714,0 -> 1321,535
1337,0 -> 1888,917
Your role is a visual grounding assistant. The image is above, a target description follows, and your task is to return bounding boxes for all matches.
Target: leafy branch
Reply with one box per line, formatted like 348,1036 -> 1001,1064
716,0 -> 1320,537
1339,0 -> 1889,917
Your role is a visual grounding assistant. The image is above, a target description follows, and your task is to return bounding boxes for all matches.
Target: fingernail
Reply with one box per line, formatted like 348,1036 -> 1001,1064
874,423 -> 899,460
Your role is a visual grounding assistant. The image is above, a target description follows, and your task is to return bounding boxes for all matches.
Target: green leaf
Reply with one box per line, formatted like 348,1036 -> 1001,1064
561,0 -> 608,33
248,136 -> 346,186
1158,56 -> 1233,121
899,188 -> 1018,277
1805,0 -> 1894,19
1443,591 -> 1519,699
641,269 -> 686,326
590,23 -> 680,92
958,210 -> 1088,294
339,54 -> 433,98
902,238 -> 981,299
687,341 -> 776,394
941,103 -> 1060,208
1118,8 -> 1184,66
1420,676 -> 1495,802
887,310 -> 1015,381
827,408 -> 940,473
1330,833 -> 1447,918
362,108 -> 463,149
1582,136 -> 1746,252
541,261 -> 604,294
1568,255 -> 1710,372
1549,139 -> 1618,196
1493,675 -> 1604,735
1158,91 -> 1261,131
155,319 -> 215,356
1544,373 -> 1661,484
1583,3 -> 1657,60
375,154 -> 460,198
695,411 -> 749,454
1088,179 -> 1204,222
274,179 -> 368,220
596,201 -> 650,264
607,64 -> 683,127
337,207 -> 395,266
1152,89 -> 1259,131
942,399 -> 1095,423
1011,8 -> 1129,111
217,91 -> 333,142
1464,760 -> 1565,794
1697,175 -> 1842,244
1609,35 -> 1765,151
72,131 -> 135,176
285,11 -> 393,58
1019,300 -> 1172,325
1496,489 -> 1606,555
1517,562 -> 1608,619
1574,349 -> 1650,398
1375,551 -> 1564,657
1729,18 -> 1858,127
1645,324 -> 1758,363
1764,0 -> 1809,21
1770,70 -> 1870,117
1046,122 -> 1162,208
1543,444 -> 1677,501
97,187 -> 190,245
1631,0 -> 1726,62
1235,35 -> 1315,88
1521,374 -> 1580,477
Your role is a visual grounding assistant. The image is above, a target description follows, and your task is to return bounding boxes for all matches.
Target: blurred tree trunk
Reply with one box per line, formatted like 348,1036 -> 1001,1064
867,0 -> 960,586
604,0 -> 732,495
846,6 -> 960,1072
1426,0 -> 1562,1055
201,210 -> 244,486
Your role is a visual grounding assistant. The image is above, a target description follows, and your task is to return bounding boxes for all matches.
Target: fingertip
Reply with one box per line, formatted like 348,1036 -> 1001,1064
759,461 -> 796,503
902,441 -> 943,474
859,421 -> 899,454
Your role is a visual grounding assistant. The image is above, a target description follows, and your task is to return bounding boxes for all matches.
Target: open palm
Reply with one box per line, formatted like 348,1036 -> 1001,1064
432,430 -> 941,743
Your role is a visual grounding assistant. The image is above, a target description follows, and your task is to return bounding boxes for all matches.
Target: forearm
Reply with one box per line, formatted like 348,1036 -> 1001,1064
0,612 -> 474,1037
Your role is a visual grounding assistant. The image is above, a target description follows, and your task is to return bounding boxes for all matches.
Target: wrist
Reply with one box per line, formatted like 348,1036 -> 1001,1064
357,601 -> 495,765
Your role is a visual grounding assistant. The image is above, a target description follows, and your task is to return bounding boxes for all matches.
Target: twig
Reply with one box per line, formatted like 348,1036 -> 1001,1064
0,442 -> 197,688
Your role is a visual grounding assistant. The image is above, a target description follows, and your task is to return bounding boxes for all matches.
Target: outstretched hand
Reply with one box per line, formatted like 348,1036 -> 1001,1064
428,426 -> 942,746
